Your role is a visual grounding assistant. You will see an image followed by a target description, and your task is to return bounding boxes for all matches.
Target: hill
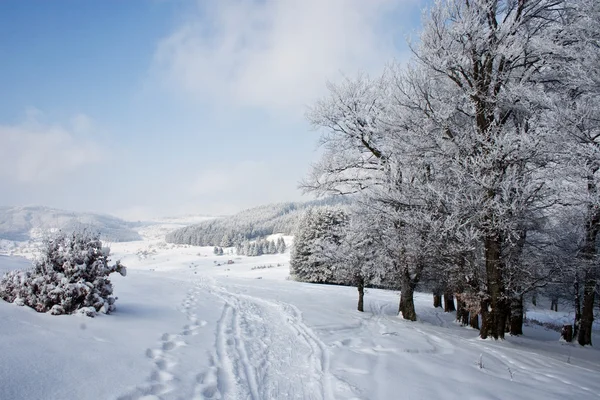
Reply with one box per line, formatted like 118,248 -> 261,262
0,206 -> 142,242
165,197 -> 348,246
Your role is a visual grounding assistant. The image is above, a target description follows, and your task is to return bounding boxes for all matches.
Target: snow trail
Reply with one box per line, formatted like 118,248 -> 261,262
116,276 -> 351,400
116,285 -> 208,400
196,277 -> 344,400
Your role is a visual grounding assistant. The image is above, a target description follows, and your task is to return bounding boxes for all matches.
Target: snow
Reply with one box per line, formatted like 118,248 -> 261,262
1,235 -> 599,400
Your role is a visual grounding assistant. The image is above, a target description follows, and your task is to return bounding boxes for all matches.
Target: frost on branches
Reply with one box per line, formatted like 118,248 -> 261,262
290,207 -> 349,284
303,0 -> 600,341
0,230 -> 127,317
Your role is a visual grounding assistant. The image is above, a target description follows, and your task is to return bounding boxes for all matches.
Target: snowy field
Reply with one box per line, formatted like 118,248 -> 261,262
1,235 -> 599,400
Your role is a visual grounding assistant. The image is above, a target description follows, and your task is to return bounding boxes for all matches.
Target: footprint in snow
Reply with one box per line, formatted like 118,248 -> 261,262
160,333 -> 185,351
183,320 -> 207,336
194,365 -> 221,400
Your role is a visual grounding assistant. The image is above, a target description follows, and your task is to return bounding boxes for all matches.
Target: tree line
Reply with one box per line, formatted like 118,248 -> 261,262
236,237 -> 287,257
166,198 -> 347,247
295,0 -> 600,346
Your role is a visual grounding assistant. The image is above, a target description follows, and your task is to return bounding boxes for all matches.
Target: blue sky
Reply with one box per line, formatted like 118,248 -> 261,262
0,0 -> 426,220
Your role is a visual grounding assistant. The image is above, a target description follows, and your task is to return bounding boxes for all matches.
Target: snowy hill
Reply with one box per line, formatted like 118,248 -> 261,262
166,197 -> 349,246
0,206 -> 142,242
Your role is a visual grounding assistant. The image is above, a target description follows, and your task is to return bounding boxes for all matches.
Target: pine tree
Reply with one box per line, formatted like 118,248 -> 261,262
249,242 -> 257,257
277,237 -> 287,253
290,207 -> 349,283
220,233 -> 232,248
268,240 -> 277,254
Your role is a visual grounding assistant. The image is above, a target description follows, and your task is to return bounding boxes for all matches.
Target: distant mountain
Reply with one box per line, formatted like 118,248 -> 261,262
0,206 -> 142,242
165,197 -> 350,247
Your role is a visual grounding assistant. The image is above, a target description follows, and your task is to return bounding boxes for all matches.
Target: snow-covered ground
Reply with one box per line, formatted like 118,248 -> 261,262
1,234 -> 599,400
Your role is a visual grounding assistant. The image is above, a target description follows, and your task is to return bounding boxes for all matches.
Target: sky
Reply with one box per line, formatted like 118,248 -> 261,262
0,0 -> 426,220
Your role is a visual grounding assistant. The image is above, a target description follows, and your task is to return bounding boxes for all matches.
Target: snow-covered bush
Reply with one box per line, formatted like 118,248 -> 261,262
0,230 -> 126,316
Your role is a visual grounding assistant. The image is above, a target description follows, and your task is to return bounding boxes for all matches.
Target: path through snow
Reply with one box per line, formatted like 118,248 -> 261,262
4,245 -> 599,400
195,277 -> 356,400
117,277 -> 356,400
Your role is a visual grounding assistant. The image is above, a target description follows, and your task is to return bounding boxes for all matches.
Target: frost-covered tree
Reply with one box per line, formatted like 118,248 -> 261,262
329,209 -> 392,311
544,0 -> 600,346
0,230 -> 126,316
303,67 -> 470,321
407,0 -> 565,339
220,233 -> 233,248
257,240 -> 265,256
290,207 -> 349,283
304,0 -> 571,336
276,237 -> 287,253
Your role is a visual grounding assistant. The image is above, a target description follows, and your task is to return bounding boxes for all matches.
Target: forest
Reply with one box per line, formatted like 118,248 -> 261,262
291,0 -> 600,346
165,197 -> 347,247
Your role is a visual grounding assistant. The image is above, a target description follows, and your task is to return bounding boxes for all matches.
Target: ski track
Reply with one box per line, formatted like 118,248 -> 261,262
115,277 -> 598,400
117,276 -> 352,400
196,277 -> 346,400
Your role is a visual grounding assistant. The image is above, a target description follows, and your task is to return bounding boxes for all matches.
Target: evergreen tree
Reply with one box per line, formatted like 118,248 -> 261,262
220,233 -> 232,248
268,240 -> 277,254
290,207 -> 349,283
277,237 -> 287,253
249,242 -> 257,257
256,240 -> 264,256
330,210 -> 391,311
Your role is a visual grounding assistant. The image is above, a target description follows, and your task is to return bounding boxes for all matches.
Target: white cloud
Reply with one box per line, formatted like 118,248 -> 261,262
154,0 -> 407,111
191,161 -> 274,197
112,205 -> 158,222
0,113 -> 104,184
69,114 -> 93,134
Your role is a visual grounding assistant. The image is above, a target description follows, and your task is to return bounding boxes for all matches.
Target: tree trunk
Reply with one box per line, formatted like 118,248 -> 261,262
399,280 -> 417,321
578,274 -> 596,346
551,297 -> 558,312
481,234 -> 507,340
505,305 -> 512,333
444,292 -> 456,312
480,299 -> 489,338
470,311 -> 480,330
561,325 -> 573,342
573,276 -> 582,342
578,172 -> 600,346
509,295 -> 524,336
433,293 -> 442,308
357,279 -> 365,313
456,296 -> 469,325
